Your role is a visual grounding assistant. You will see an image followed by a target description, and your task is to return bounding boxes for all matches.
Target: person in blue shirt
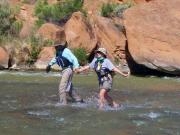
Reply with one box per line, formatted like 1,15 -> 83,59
77,48 -> 130,110
46,42 -> 82,105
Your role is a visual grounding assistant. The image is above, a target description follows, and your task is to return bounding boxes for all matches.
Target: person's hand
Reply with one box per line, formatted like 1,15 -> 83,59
73,68 -> 79,73
74,67 -> 82,74
122,71 -> 130,77
46,65 -> 51,73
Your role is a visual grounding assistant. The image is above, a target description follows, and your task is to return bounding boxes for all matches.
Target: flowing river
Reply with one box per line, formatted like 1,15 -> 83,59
0,71 -> 180,135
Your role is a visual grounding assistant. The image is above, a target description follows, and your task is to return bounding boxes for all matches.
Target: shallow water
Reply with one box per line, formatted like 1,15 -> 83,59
0,71 -> 180,135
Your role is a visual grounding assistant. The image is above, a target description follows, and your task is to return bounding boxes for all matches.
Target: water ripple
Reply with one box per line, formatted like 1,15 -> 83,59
27,110 -> 51,117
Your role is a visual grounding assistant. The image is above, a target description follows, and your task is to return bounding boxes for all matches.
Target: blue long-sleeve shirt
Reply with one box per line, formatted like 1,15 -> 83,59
48,48 -> 79,69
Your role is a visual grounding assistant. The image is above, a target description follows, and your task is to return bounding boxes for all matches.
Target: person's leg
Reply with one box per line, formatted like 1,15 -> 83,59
69,84 -> 82,102
100,77 -> 118,108
99,89 -> 107,109
58,68 -> 72,104
65,69 -> 82,102
104,92 -> 119,108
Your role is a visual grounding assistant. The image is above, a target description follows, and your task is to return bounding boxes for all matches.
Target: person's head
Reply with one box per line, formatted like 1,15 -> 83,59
54,41 -> 67,51
95,48 -> 107,59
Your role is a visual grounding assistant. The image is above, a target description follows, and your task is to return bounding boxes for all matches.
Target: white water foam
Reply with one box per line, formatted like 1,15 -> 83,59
48,94 -> 125,111
102,104 -> 125,111
27,110 -> 51,117
141,112 -> 161,120
132,120 -> 146,126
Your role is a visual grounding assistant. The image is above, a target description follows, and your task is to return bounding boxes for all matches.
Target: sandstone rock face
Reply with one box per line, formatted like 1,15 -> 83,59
34,47 -> 59,70
65,12 -> 127,65
123,0 -> 152,4
83,0 -> 107,15
47,0 -> 58,4
65,12 -> 97,52
19,22 -> 35,38
8,0 -> 20,5
15,46 -> 30,66
92,15 -> 127,63
37,23 -> 65,42
124,0 -> 180,74
83,0 -> 151,16
18,4 -> 37,38
3,45 -> 31,69
0,47 -> 9,69
65,12 -> 127,66
133,0 -> 147,4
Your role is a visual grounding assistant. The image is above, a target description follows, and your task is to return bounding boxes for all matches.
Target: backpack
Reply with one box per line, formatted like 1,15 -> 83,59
94,59 -> 115,78
94,59 -> 110,77
56,48 -> 72,68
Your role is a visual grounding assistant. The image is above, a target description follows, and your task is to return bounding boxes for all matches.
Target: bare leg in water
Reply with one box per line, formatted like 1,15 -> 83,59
104,92 -> 119,108
99,89 -> 119,109
99,89 -> 106,109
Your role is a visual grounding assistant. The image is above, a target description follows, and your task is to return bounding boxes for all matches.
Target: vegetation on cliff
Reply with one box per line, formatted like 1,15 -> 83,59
73,48 -> 88,66
101,1 -> 134,18
0,0 -> 22,43
35,0 -> 84,27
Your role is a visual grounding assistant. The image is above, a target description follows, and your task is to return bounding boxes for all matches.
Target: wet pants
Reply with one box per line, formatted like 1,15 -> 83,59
59,67 -> 81,104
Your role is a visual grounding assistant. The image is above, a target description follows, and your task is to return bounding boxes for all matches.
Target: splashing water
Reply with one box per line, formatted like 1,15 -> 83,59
0,71 -> 180,135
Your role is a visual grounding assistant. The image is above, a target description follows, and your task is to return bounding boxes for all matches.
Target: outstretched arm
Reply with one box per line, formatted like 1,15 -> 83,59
77,65 -> 90,73
46,57 -> 56,73
112,67 -> 130,77
76,57 -> 96,73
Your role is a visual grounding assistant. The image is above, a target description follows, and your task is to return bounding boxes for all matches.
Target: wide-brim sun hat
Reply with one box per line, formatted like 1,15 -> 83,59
95,47 -> 107,56
53,41 -> 67,47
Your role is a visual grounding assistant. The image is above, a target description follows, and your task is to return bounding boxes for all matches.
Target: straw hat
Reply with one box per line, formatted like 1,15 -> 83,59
96,48 -> 107,56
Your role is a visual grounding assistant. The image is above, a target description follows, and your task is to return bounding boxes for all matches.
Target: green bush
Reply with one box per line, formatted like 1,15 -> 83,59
101,1 -> 134,18
27,35 -> 43,64
11,20 -> 23,35
73,48 -> 88,66
35,19 -> 45,28
0,1 -> 22,42
0,1 -> 13,36
34,0 -> 83,26
114,1 -> 134,17
43,39 -> 54,46
26,35 -> 54,64
101,3 -> 116,17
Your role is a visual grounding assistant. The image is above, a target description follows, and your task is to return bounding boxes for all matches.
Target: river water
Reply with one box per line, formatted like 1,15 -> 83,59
0,71 -> 179,135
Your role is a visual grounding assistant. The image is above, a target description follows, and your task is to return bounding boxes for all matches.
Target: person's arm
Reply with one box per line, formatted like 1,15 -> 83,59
77,58 -> 96,73
46,57 -> 57,73
112,67 -> 130,77
78,65 -> 90,72
48,57 -> 57,66
106,59 -> 130,77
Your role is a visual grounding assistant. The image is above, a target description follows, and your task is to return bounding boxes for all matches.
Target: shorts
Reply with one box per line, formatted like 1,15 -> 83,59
99,76 -> 112,92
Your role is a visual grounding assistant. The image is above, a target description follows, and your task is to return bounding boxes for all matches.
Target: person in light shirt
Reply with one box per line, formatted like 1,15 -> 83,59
77,47 -> 130,109
46,42 -> 83,105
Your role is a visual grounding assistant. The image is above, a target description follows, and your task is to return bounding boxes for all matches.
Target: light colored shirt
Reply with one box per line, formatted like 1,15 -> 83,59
89,58 -> 115,70
89,58 -> 115,80
48,48 -> 79,69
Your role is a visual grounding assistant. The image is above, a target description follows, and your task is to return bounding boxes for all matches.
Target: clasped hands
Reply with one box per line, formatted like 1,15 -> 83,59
73,67 -> 83,74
